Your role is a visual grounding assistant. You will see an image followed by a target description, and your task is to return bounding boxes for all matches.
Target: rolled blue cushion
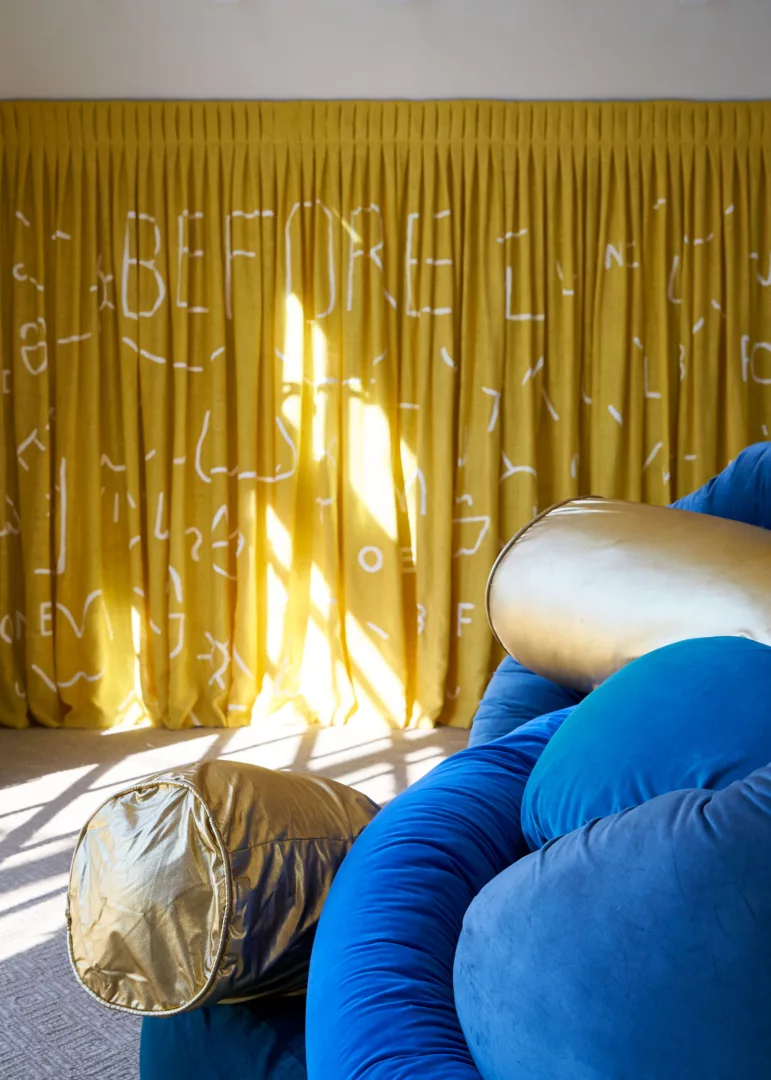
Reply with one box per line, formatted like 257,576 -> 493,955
455,764 -> 771,1080
522,636 -> 771,850
139,996 -> 306,1080
305,710 -> 571,1080
468,657 -> 582,748
672,441 -> 771,528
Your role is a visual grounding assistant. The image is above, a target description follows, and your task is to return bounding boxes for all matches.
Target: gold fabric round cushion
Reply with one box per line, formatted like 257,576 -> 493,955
487,497 -> 771,693
67,761 -> 379,1016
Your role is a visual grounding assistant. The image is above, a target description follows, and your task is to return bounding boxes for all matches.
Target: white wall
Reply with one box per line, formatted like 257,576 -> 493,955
0,0 -> 769,102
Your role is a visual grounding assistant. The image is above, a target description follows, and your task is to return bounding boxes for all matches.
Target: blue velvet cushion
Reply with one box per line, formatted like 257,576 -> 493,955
139,996 -> 306,1080
305,710 -> 571,1080
672,441 -> 771,528
522,636 -> 771,850
468,657 -> 582,748
455,764 -> 771,1080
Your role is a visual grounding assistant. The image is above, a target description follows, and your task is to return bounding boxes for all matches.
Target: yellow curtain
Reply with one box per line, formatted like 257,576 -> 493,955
2,101 -> 771,732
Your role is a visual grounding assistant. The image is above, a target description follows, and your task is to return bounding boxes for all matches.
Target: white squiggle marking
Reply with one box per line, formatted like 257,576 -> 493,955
198,633 -> 231,689
186,527 -> 203,561
668,256 -> 682,305
608,405 -> 623,425
13,265 -> 45,292
168,565 -> 183,604
20,318 -> 48,374
497,229 -> 528,243
169,613 -> 185,660
456,494 -> 474,507
57,333 -> 92,346
440,347 -> 455,369
725,204 -> 735,216
237,417 -> 298,484
501,454 -> 537,483
358,546 -> 384,574
52,230 -> 71,241
133,587 -> 145,598
453,516 -> 491,558
286,200 -> 336,319
211,346 -> 225,363
711,299 -> 722,311
123,337 -> 166,365
653,198 -> 667,210
129,535 -> 141,549
762,425 -> 769,438
367,622 -> 389,641
154,492 -> 169,540
542,388 -> 560,422
679,345 -> 687,382
56,590 -> 105,639
317,497 -> 334,523
693,318 -> 705,335
0,496 -> 21,538
399,403 -> 419,411
213,565 -> 237,580
57,668 -> 105,689
233,646 -> 255,681
482,387 -> 500,432
31,665 -> 57,693
16,429 -> 45,471
212,505 -> 228,533
757,255 -> 771,288
684,454 -> 698,462
571,453 -> 580,480
16,210 -> 30,227
195,411 -> 212,484
643,442 -> 664,472
522,356 -> 545,386
145,449 -> 157,462
101,455 -> 127,473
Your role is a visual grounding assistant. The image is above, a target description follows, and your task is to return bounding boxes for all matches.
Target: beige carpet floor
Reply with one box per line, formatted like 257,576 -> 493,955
0,719 -> 468,1079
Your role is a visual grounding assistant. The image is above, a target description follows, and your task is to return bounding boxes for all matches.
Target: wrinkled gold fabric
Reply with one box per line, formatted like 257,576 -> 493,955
5,102 -> 771,735
67,761 -> 379,1016
487,498 -> 771,693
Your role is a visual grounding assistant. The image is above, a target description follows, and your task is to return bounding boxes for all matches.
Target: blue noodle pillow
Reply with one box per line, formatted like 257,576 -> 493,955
522,636 -> 771,849
305,710 -> 572,1080
455,764 -> 771,1080
139,995 -> 306,1080
468,656 -> 582,748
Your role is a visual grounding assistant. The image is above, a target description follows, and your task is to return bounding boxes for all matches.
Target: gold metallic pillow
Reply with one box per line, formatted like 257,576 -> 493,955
67,760 -> 379,1016
487,497 -> 771,693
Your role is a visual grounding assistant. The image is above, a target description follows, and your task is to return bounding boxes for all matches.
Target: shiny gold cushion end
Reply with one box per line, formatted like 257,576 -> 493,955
67,761 -> 379,1016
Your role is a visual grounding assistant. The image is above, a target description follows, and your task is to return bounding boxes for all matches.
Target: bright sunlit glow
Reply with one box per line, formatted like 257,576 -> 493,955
267,504 -> 292,571
349,399 -> 398,541
345,612 -> 405,723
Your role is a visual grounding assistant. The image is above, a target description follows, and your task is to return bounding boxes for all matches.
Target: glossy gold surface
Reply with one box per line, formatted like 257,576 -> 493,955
67,761 -> 379,1016
487,498 -> 771,693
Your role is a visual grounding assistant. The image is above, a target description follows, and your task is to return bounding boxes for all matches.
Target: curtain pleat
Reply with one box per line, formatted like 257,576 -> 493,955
1,101 -> 771,731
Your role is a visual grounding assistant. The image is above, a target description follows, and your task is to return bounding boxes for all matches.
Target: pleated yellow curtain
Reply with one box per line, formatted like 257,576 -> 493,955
2,101 -> 771,732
